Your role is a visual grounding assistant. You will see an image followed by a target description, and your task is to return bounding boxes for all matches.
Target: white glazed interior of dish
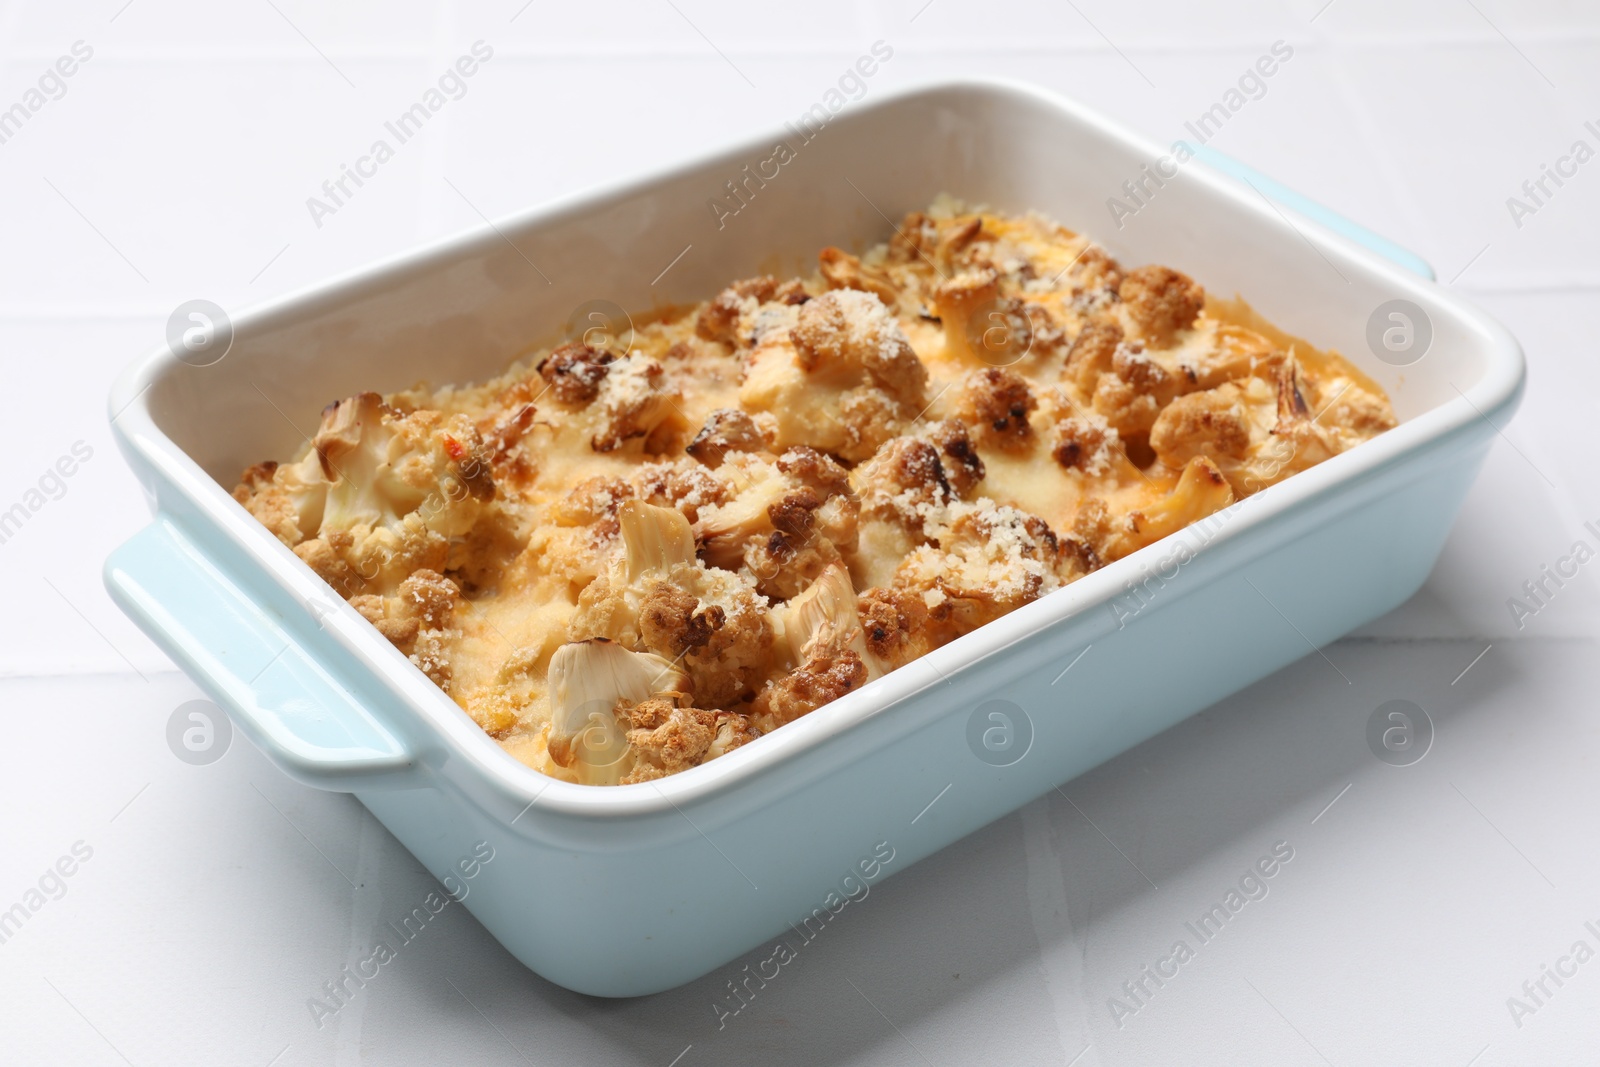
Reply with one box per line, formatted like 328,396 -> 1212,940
108,79 -> 1523,820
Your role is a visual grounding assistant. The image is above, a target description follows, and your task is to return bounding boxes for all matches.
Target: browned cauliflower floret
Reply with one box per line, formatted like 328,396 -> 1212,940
615,698 -> 761,783
1062,318 -> 1124,395
1120,265 -> 1205,347
534,341 -> 685,454
857,585 -> 940,670
629,457 -> 731,523
957,367 -> 1038,451
926,418 -> 986,498
571,501 -> 773,707
694,447 -> 859,600
591,355 -> 685,453
856,437 -> 954,520
537,341 -> 614,405
819,247 -> 900,305
1052,410 -> 1134,478
618,697 -> 716,783
1088,338 -> 1201,440
685,407 -> 768,468
849,424 -> 996,590
697,276 -> 781,346
740,289 -> 929,462
753,650 -> 868,731
892,499 -> 1065,641
752,564 -> 879,731
789,290 -> 928,400
350,569 -> 461,689
1149,356 -> 1395,495
1149,380 -> 1254,469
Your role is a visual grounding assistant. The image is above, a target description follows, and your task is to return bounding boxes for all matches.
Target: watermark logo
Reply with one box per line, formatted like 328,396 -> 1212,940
712,841 -> 895,1031
1506,518 -> 1600,630
1108,840 -> 1295,1028
167,699 -> 232,766
1365,299 -> 1431,367
565,299 -> 634,352
966,699 -> 1033,767
566,698 -> 630,772
1108,40 -> 1295,229
166,299 -> 233,367
1505,119 -> 1599,229
965,297 -> 1037,367
707,40 -> 894,230
1366,699 -> 1432,767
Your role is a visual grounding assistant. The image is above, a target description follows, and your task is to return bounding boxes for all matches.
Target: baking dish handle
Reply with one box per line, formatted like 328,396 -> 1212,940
1193,145 -> 1436,280
105,519 -> 416,791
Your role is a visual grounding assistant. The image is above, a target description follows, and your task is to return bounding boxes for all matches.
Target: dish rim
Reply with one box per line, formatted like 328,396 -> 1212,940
107,75 -> 1526,822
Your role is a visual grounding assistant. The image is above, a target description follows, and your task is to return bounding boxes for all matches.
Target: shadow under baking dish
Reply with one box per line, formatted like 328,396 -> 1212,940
104,79 -> 1523,996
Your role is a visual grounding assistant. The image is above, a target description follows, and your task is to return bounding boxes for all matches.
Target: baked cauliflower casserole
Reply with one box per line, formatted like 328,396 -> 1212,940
233,198 -> 1396,786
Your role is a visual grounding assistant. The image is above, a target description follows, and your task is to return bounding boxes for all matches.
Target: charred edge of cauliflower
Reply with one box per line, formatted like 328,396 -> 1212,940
958,368 -> 1038,452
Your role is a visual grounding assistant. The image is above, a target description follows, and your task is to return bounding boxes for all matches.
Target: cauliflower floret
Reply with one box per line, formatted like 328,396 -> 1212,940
536,343 -> 686,454
349,569 -> 461,690
739,289 -> 929,462
630,456 -> 732,522
694,447 -> 859,601
695,275 -> 806,347
925,418 -> 986,498
956,367 -> 1038,452
1150,355 -> 1395,495
525,475 -> 631,594
232,451 -> 328,548
891,499 -> 1066,642
1061,318 -> 1123,397
571,501 -> 773,707
1149,379 -> 1257,471
539,638 -> 763,784
543,639 -> 690,786
1120,264 -> 1205,347
818,247 -> 901,306
257,392 -> 498,593
684,407 -> 768,469
1051,409 -> 1145,482
616,697 -> 760,784
1077,455 -> 1237,563
752,564 -> 879,731
856,586 -> 940,670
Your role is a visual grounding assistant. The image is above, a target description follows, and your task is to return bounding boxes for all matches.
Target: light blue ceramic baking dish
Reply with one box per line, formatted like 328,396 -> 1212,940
104,80 -> 1523,997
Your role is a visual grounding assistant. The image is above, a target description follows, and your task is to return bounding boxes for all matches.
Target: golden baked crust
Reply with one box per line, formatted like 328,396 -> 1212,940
232,197 -> 1397,785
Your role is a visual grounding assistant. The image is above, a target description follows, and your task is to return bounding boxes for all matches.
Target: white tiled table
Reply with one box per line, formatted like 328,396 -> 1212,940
2,1 -> 1596,1063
